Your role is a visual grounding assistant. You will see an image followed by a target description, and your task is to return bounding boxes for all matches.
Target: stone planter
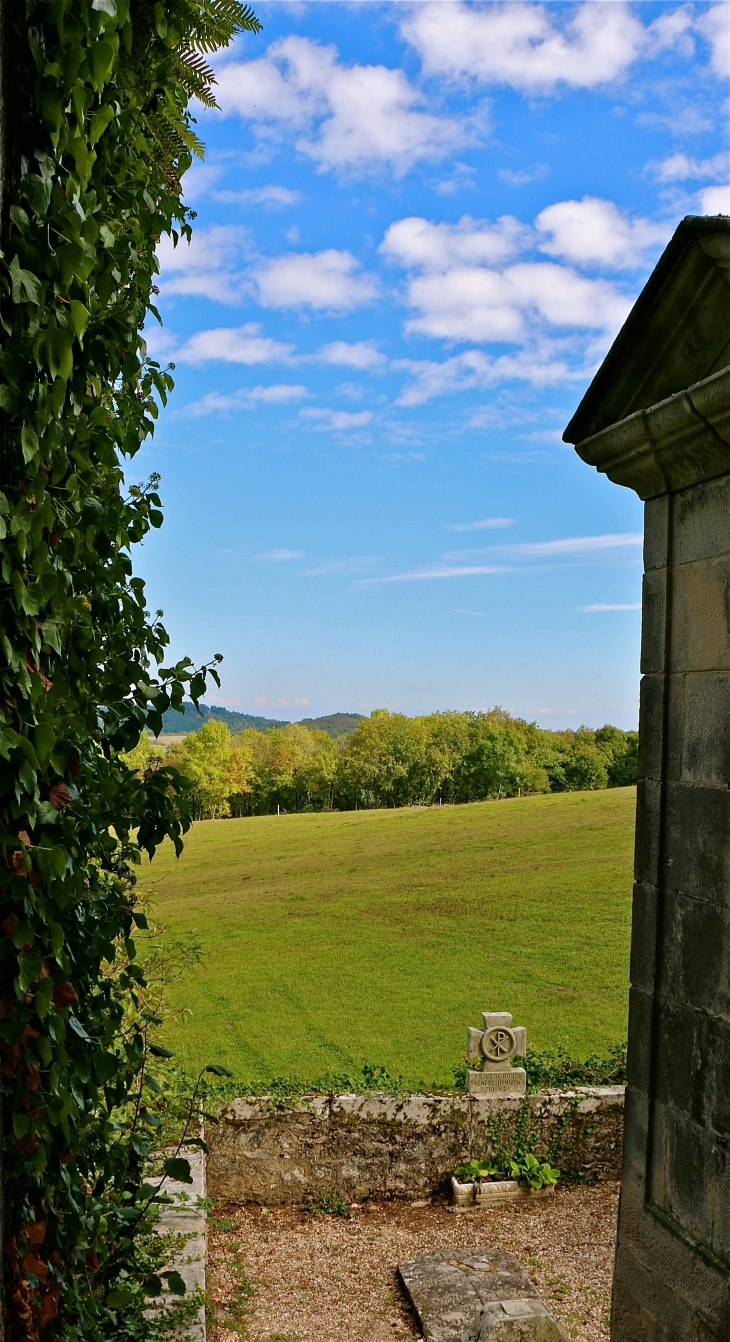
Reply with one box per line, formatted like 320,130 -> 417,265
451,1175 -> 556,1207
451,1177 -> 475,1208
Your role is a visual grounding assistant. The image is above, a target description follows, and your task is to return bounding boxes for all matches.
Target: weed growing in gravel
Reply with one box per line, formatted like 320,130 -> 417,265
303,1194 -> 353,1217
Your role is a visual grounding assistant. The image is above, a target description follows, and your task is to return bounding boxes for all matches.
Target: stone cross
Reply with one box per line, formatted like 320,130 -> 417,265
465,1012 -> 527,1096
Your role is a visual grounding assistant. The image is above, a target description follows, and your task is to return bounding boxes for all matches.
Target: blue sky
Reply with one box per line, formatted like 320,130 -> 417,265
140,1 -> 729,730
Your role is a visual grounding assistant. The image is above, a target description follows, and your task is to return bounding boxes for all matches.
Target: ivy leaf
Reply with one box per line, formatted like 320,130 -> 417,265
41,88 -> 64,134
18,951 -> 43,993
68,1014 -> 92,1042
90,104 -> 115,145
46,327 -> 74,381
91,42 -> 116,92
34,977 -> 53,1020
21,424 -> 39,463
92,0 -> 118,13
9,255 -> 42,305
162,1156 -> 192,1184
160,1270 -> 186,1296
0,385 -> 20,414
34,721 -> 55,764
68,300 -> 89,339
106,1287 -> 134,1309
19,174 -> 52,217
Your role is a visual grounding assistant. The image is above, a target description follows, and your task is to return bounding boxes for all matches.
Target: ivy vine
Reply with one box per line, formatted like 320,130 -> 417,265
0,2 -> 260,1338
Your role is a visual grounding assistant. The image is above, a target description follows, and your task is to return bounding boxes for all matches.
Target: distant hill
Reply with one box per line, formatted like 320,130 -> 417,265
297,713 -> 365,739
158,703 -> 364,740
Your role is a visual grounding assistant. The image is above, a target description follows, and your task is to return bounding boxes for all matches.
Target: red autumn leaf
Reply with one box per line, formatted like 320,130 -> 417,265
23,1221 -> 46,1246
48,784 -> 72,810
18,830 -> 31,846
84,1250 -> 99,1270
3,912 -> 18,938
23,1062 -> 41,1092
10,850 -> 27,876
61,1149 -> 73,1165
21,1251 -> 48,1282
38,1281 -> 61,1323
52,982 -> 77,1009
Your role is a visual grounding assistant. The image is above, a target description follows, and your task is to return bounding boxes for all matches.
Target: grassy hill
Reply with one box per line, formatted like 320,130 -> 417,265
158,702 -> 364,739
141,788 -> 635,1089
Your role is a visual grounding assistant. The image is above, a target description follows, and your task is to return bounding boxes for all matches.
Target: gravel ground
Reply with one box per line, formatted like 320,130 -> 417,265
207,1182 -> 619,1342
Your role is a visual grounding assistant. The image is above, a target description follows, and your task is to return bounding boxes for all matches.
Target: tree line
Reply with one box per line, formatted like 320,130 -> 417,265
126,709 -> 639,820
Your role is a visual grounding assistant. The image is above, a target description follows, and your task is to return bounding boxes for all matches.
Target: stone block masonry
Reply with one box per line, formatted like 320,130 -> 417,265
206,1088 -> 624,1206
565,215 -> 730,1340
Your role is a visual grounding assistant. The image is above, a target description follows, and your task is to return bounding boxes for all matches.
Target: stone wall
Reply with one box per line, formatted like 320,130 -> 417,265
206,1087 -> 624,1206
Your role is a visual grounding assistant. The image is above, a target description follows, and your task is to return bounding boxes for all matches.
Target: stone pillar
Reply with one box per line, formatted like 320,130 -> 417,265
571,366 -> 730,1340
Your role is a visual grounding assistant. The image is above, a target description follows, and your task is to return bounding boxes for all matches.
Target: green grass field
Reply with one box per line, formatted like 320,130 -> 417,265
142,788 -> 636,1090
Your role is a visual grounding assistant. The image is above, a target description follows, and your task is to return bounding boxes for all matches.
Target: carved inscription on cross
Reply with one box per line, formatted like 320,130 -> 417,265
465,1011 -> 527,1097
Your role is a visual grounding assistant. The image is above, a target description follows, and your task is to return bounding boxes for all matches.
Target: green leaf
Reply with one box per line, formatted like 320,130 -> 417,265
34,977 -> 53,1020
41,89 -> 64,134
0,385 -> 20,414
21,425 -> 39,463
9,255 -> 42,305
148,1043 -> 174,1059
34,721 -> 55,764
92,0 -> 118,12
68,1014 -> 92,1042
68,300 -> 89,338
106,1287 -> 134,1309
205,1064 -> 234,1078
163,1156 -> 192,1184
19,173 -> 52,217
90,104 -> 115,145
46,327 -> 74,381
160,1270 -> 186,1296
18,951 -> 43,993
91,41 -> 116,91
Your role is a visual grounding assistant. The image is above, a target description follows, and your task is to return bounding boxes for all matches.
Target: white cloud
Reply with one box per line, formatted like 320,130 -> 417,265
317,340 -> 388,370
174,324 -> 294,365
395,346 -> 589,406
535,197 -> 669,271
359,564 -> 510,585
402,1 -> 650,91
498,164 -> 549,188
256,550 -> 305,561
382,211 -> 632,347
446,517 -> 514,532
490,532 -> 643,558
184,385 -> 309,416
156,225 -> 250,304
299,408 -> 374,431
256,696 -> 310,707
253,249 -> 378,312
215,185 -> 302,208
696,2 -> 730,79
647,151 -> 728,183
381,214 -> 528,272
697,184 -> 730,215
578,603 -> 642,612
215,36 -> 468,176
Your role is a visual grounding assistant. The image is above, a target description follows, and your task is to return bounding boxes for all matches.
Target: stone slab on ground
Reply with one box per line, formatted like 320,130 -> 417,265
147,1147 -> 207,1342
398,1248 -> 570,1342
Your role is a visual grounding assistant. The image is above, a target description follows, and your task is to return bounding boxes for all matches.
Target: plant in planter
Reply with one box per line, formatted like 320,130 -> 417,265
451,1152 -> 561,1206
454,1159 -> 499,1184
505,1153 -> 561,1190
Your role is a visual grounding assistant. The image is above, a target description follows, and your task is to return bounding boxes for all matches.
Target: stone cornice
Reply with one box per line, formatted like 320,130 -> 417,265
573,365 -> 730,500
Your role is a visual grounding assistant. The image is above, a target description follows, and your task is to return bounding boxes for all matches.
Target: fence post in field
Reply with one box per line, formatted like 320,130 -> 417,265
564,215 -> 730,1341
